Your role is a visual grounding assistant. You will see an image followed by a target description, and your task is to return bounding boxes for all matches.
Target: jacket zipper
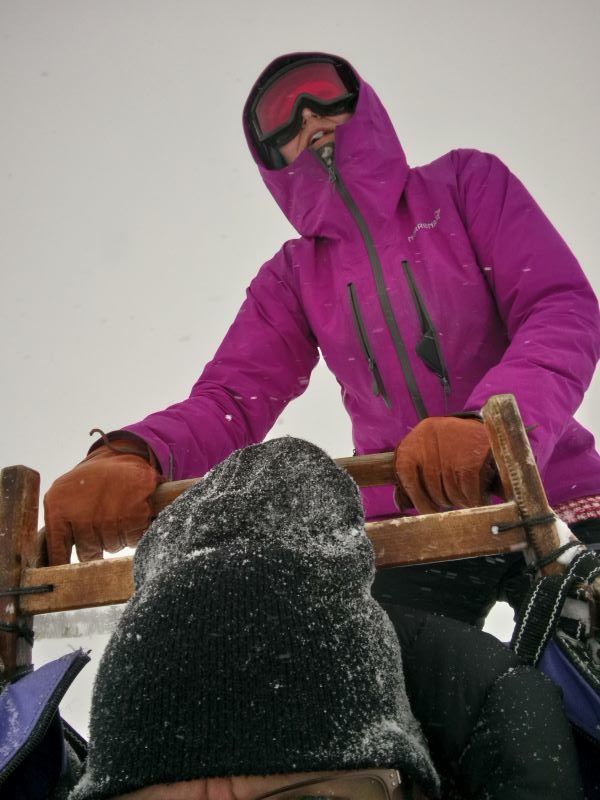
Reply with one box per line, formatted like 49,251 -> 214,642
316,152 -> 428,420
0,650 -> 90,783
347,283 -> 391,407
401,259 -> 451,411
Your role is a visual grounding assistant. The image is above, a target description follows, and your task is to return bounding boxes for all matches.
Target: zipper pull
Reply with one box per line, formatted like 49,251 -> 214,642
367,358 -> 379,396
368,358 -> 392,408
313,143 -> 337,182
441,376 -> 450,414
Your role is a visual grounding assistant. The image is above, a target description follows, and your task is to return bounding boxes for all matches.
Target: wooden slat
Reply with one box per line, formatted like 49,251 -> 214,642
370,501 -> 526,567
483,395 -> 562,575
21,557 -> 134,614
20,501 -> 525,614
151,452 -> 396,515
335,452 -> 396,488
0,466 -> 40,680
151,478 -> 199,515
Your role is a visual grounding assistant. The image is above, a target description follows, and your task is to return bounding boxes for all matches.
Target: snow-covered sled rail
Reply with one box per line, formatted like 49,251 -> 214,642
0,395 -> 565,680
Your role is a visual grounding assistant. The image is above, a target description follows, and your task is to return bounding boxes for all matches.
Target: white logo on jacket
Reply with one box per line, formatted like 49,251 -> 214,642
408,208 -> 441,242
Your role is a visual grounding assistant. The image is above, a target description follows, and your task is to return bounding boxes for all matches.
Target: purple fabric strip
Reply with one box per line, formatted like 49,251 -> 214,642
0,650 -> 88,773
539,639 -> 600,742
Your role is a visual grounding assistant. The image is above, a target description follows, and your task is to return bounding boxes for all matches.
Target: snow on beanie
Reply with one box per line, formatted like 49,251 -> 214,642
69,437 -> 439,799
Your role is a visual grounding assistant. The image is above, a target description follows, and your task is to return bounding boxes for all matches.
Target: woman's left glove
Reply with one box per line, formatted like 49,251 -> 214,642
44,437 -> 162,565
394,416 -> 499,514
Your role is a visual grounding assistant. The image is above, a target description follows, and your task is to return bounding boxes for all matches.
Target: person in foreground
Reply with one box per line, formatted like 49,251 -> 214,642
45,51 -> 600,629
68,438 -> 582,800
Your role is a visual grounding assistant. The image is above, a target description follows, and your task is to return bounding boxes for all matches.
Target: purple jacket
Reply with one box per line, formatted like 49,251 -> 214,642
125,53 -> 600,518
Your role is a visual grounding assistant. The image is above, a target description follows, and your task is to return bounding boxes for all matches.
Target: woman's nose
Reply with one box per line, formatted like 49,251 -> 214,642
301,106 -> 320,124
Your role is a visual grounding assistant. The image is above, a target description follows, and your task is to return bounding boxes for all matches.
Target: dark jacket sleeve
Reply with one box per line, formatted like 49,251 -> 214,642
383,605 -> 583,800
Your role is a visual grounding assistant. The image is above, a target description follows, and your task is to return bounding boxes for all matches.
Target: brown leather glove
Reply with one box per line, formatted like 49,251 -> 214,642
44,438 -> 162,565
394,416 -> 498,514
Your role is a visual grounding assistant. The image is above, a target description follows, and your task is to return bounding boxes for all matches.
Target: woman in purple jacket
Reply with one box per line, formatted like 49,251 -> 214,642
44,52 -> 600,626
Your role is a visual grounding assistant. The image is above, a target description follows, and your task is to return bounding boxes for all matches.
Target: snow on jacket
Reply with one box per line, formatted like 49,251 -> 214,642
124,52 -> 600,519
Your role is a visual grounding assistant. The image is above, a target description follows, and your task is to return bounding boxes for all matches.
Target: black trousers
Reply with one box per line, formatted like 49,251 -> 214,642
372,517 -> 600,628
384,606 -> 584,799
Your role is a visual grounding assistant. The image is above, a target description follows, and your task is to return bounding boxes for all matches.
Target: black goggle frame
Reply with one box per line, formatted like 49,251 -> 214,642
253,92 -> 358,148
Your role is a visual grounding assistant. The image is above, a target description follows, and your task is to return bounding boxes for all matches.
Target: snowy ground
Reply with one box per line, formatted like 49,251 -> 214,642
33,601 -> 516,740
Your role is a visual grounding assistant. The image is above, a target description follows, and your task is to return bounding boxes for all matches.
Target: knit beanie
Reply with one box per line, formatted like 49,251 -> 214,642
70,437 -> 439,799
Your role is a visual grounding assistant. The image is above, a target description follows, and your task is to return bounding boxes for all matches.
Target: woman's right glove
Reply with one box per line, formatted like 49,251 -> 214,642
394,416 -> 498,515
44,437 -> 162,565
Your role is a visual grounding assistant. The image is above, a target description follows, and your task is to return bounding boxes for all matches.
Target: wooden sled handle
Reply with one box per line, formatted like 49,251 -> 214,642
151,394 -> 562,577
0,393 -> 576,680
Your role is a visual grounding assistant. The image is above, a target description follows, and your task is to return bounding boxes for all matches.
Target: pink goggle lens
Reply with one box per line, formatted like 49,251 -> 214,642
255,61 -> 350,138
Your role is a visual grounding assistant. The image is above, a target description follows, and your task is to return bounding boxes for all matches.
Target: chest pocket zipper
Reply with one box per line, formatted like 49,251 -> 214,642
348,282 -> 392,408
401,260 -> 451,407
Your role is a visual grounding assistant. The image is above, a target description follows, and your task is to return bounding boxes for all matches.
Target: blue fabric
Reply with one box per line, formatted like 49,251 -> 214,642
539,638 -> 600,743
0,650 -> 88,799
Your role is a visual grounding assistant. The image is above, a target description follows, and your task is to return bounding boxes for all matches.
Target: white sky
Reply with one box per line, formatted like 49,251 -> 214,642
2,0 -> 599,505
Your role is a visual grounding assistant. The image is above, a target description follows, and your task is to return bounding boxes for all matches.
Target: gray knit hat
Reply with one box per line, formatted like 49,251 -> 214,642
70,437 -> 439,799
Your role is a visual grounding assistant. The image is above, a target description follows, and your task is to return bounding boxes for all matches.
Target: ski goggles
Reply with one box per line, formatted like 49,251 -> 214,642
249,57 -> 359,148
255,769 -> 423,799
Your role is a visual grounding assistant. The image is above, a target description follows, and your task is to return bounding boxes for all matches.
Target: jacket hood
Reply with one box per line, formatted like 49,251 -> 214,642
242,52 -> 409,238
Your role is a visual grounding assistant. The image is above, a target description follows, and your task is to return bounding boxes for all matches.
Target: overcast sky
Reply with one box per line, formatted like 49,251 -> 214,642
2,0 -> 599,513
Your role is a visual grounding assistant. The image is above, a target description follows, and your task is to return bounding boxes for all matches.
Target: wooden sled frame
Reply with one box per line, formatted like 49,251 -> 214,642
0,394 -> 566,682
